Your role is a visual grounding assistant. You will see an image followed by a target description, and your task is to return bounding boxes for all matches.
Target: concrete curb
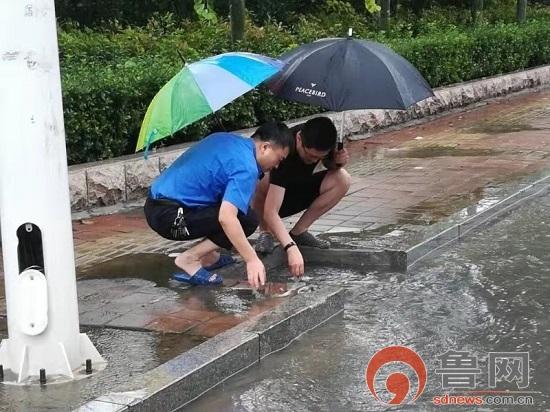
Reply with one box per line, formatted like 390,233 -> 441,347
214,245 -> 407,280
76,286 -> 345,411
407,174 -> 550,267
209,173 -> 550,280
67,66 -> 550,212
300,246 -> 407,272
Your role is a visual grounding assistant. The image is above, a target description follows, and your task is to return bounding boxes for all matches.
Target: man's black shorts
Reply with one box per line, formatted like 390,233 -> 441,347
278,170 -> 328,218
144,197 -> 258,249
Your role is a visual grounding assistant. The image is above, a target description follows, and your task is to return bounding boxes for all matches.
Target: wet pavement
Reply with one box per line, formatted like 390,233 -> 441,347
2,88 -> 550,336
0,326 -> 205,411
66,89 -> 550,266
0,88 -> 550,408
181,187 -> 550,412
77,261 -> 289,336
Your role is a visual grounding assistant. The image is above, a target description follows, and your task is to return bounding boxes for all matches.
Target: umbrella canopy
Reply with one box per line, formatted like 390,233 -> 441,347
136,52 -> 284,152
268,37 -> 434,112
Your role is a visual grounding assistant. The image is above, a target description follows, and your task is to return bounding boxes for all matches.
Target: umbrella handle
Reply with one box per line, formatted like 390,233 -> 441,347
336,110 -> 345,167
335,141 -> 344,168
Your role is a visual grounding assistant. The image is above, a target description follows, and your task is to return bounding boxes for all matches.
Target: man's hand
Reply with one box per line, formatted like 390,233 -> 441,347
219,201 -> 267,289
287,247 -> 304,278
333,147 -> 349,167
246,256 -> 266,289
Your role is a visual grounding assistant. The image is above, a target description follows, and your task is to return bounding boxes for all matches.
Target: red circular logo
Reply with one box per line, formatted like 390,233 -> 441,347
366,346 -> 427,404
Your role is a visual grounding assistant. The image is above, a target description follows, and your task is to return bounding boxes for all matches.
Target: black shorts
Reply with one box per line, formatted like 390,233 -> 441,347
144,197 -> 258,250
278,170 -> 328,218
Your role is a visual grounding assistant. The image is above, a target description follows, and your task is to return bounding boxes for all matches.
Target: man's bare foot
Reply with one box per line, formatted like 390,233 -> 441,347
200,250 -> 220,268
174,251 -> 202,275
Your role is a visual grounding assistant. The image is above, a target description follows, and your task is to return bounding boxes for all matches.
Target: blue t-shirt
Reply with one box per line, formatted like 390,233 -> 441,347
150,133 -> 261,214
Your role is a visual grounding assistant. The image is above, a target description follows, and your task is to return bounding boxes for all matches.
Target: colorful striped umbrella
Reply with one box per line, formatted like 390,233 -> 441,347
136,52 -> 284,153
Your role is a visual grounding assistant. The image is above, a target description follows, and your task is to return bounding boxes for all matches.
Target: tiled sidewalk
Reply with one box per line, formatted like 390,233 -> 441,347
69,89 -> 550,267
1,89 -> 550,337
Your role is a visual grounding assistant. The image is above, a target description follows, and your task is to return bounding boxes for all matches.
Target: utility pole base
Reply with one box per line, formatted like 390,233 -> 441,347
0,334 -> 106,385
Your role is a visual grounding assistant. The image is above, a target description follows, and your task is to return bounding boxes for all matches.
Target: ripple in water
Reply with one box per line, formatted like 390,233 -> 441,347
182,193 -> 550,411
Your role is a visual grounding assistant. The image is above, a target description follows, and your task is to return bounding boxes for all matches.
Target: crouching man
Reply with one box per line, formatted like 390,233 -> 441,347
252,116 -> 351,277
145,122 -> 291,287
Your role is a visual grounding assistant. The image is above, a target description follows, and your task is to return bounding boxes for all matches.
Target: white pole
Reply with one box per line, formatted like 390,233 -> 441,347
0,1 -> 105,384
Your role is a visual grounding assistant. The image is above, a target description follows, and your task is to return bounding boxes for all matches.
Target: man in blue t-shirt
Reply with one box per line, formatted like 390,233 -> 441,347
145,122 -> 291,288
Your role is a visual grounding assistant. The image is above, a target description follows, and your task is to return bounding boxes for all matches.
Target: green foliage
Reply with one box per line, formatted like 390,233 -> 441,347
392,20 -> 550,86
194,0 -> 218,23
59,17 -> 299,163
291,1 -> 373,41
56,0 -> 550,28
393,32 -> 475,85
59,12 -> 550,164
228,0 -> 324,25
55,0 -> 193,26
365,0 -> 381,13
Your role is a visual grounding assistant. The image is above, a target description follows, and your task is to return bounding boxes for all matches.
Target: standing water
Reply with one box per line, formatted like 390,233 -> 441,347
182,191 -> 550,411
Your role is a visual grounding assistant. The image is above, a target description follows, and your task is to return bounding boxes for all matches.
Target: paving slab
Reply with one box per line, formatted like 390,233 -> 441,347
1,87 -> 550,411
77,286 -> 345,412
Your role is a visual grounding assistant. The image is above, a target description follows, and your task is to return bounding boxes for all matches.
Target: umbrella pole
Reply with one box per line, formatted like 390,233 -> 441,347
338,111 -> 346,151
334,111 -> 346,168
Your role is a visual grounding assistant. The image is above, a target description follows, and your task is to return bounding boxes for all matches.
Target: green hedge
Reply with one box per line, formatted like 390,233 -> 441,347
60,17 -> 550,164
389,20 -> 550,86
55,0 -> 340,27
55,0 -> 195,26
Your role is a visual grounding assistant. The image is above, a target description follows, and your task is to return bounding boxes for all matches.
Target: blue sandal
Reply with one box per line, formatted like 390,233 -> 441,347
172,267 -> 223,286
204,254 -> 236,271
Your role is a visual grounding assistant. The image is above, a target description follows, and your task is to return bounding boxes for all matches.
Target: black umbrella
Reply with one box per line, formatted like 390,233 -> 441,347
269,31 -> 434,150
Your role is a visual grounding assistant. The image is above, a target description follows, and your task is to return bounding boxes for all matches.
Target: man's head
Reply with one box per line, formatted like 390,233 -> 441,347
296,117 -> 337,164
252,121 -> 292,172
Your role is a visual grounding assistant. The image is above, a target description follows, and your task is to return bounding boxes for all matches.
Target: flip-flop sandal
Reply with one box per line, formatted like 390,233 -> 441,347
171,267 -> 223,286
204,254 -> 236,271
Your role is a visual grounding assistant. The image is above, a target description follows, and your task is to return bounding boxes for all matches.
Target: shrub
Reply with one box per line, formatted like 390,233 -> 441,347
59,15 -> 550,164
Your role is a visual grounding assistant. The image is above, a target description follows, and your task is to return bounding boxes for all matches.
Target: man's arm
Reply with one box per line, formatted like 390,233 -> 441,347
218,200 -> 265,288
263,184 -> 304,277
263,184 -> 293,247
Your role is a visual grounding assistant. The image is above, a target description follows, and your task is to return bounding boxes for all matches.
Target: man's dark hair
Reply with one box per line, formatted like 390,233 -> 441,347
252,121 -> 292,148
301,116 -> 337,151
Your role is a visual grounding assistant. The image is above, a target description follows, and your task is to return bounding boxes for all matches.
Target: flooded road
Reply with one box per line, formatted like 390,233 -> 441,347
182,191 -> 550,411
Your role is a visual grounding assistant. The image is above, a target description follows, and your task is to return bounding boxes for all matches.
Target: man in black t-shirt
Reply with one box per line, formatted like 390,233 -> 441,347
252,116 -> 351,278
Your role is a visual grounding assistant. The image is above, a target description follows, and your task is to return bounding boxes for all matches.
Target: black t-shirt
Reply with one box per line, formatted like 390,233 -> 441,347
269,124 -> 332,189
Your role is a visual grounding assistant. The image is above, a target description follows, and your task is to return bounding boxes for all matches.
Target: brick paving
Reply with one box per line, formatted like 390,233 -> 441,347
1,89 -> 550,338
55,90 -> 550,268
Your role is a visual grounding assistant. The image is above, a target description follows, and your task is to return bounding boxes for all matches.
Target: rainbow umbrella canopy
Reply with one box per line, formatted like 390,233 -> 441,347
136,52 -> 284,153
